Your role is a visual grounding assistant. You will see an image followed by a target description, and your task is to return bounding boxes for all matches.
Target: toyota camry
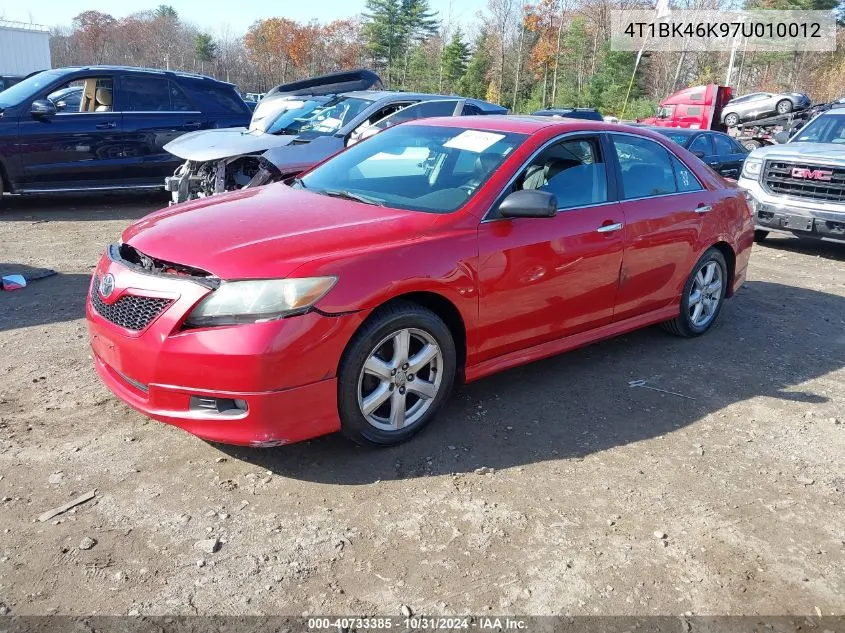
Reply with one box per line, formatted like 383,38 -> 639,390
87,117 -> 753,447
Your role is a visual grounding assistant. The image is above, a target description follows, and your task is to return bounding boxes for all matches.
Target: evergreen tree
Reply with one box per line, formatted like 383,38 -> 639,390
441,27 -> 470,93
363,0 -> 438,87
457,31 -> 492,99
194,33 -> 217,73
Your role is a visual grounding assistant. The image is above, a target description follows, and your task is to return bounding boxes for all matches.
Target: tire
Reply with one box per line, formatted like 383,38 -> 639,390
743,139 -> 762,151
753,229 -> 769,243
776,99 -> 792,115
337,300 -> 457,446
724,113 -> 739,127
661,248 -> 728,338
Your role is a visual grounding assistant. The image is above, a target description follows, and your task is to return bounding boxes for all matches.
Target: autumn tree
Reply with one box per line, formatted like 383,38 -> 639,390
72,10 -> 116,63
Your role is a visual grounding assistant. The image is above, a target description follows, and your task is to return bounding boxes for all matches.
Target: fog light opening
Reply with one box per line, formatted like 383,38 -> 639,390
190,396 -> 248,417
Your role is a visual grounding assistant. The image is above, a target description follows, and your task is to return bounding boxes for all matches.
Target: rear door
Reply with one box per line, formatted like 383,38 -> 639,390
16,74 -> 124,190
609,133 -> 714,321
711,134 -> 747,179
117,74 -> 206,186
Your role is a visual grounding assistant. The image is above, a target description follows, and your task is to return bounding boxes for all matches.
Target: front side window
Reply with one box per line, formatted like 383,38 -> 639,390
688,134 -> 713,155
516,137 -> 608,209
298,124 -> 526,213
613,134 -> 677,199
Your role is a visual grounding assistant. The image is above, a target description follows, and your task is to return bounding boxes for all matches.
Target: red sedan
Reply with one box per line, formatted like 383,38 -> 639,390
87,117 -> 753,447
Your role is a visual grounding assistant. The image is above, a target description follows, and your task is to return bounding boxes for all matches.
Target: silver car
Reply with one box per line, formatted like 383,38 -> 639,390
721,91 -> 811,127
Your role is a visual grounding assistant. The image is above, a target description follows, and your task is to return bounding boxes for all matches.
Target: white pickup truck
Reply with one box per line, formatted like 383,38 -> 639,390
738,106 -> 845,244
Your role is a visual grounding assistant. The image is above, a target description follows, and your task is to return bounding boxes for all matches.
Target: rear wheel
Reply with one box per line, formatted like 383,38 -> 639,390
338,301 -> 457,446
753,229 -> 769,243
661,248 -> 728,338
776,99 -> 792,115
724,113 -> 739,127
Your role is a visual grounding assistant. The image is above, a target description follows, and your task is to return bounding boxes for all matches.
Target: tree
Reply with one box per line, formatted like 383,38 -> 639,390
441,27 -> 470,92
458,31 -> 493,99
72,11 -> 116,63
194,33 -> 217,73
154,5 -> 178,20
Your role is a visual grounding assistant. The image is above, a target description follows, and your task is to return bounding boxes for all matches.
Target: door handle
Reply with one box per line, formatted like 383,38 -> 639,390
95,121 -> 116,129
596,222 -> 624,233
695,204 -> 713,214
183,121 -> 202,129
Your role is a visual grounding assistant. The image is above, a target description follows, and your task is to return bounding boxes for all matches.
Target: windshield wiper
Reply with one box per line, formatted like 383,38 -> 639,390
319,189 -> 386,206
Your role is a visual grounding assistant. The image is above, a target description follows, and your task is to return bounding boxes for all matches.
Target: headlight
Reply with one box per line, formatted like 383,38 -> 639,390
185,277 -> 337,327
741,158 -> 762,180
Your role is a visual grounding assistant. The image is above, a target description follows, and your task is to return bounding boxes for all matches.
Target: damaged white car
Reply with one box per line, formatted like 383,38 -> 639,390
163,71 -> 507,204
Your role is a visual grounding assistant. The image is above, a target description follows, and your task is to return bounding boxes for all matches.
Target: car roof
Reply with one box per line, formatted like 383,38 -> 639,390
410,115 -> 631,134
49,65 -> 234,86
341,90 -> 503,108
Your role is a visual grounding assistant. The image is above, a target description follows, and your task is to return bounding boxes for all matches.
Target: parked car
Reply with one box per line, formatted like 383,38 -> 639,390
647,127 -> 748,179
738,105 -> 845,243
0,66 -> 251,196
47,85 -> 82,112
532,107 -> 603,121
166,89 -> 507,203
721,92 -> 811,128
88,118 -> 753,447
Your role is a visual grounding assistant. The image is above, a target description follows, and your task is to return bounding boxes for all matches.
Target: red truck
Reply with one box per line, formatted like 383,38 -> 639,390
638,84 -> 810,150
640,84 -> 733,131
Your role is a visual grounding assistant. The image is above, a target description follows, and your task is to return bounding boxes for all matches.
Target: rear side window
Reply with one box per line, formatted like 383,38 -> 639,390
388,100 -> 459,126
182,79 -> 248,115
462,103 -> 482,115
120,75 -> 171,111
612,134 -> 677,199
169,81 -> 195,111
713,134 -> 738,155
688,134 -> 713,155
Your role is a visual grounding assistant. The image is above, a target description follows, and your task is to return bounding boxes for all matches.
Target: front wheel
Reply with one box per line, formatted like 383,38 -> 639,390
724,113 -> 740,127
661,248 -> 728,338
337,301 -> 457,446
776,99 -> 792,115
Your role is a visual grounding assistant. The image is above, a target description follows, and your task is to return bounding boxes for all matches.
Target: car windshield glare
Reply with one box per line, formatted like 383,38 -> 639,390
295,96 -> 371,135
250,100 -> 324,134
792,114 -> 845,144
0,70 -> 64,108
298,124 -> 526,214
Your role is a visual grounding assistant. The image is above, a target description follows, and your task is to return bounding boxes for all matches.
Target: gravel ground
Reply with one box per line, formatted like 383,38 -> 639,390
0,194 -> 843,617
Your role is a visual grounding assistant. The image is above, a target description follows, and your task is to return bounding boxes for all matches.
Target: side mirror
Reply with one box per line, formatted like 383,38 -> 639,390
30,99 -> 56,119
498,190 -> 557,219
692,150 -> 706,158
774,131 -> 790,144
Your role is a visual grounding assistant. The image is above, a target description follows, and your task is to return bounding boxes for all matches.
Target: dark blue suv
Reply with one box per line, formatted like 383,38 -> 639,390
0,66 -> 251,195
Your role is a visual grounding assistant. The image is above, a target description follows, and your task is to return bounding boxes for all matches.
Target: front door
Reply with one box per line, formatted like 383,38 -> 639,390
17,75 -> 124,190
476,134 -> 625,362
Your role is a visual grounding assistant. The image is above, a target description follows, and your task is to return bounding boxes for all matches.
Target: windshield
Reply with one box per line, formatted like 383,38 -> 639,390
657,105 -> 674,119
249,99 -> 325,134
791,114 -> 845,144
298,124 -> 527,213
0,70 -> 64,108
295,96 -> 372,135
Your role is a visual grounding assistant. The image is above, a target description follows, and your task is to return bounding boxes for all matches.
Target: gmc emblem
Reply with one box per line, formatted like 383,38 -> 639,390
791,167 -> 833,181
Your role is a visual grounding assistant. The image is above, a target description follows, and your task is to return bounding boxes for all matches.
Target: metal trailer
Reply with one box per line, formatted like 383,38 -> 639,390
0,21 -> 51,77
731,104 -> 829,150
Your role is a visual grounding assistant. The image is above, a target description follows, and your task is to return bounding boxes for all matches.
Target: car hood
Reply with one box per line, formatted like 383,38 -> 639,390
259,135 -> 346,176
748,142 -> 845,163
122,184 -> 439,279
163,127 -> 299,162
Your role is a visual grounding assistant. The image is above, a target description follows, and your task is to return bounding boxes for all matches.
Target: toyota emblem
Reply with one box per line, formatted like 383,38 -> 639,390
99,273 -> 115,298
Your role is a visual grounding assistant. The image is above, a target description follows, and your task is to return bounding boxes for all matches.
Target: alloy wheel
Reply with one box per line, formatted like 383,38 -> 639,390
357,328 -> 444,432
688,261 -> 723,328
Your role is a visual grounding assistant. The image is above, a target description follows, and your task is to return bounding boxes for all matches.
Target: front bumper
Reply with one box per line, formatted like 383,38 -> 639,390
737,177 -> 845,241
86,253 -> 367,446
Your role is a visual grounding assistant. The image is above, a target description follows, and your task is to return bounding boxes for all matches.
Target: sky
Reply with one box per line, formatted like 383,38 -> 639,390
0,0 -> 487,34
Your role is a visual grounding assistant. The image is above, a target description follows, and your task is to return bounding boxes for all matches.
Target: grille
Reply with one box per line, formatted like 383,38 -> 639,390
763,161 -> 845,203
91,277 -> 173,331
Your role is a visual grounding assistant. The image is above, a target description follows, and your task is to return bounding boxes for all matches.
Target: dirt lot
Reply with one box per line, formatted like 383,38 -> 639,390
0,194 -> 843,617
